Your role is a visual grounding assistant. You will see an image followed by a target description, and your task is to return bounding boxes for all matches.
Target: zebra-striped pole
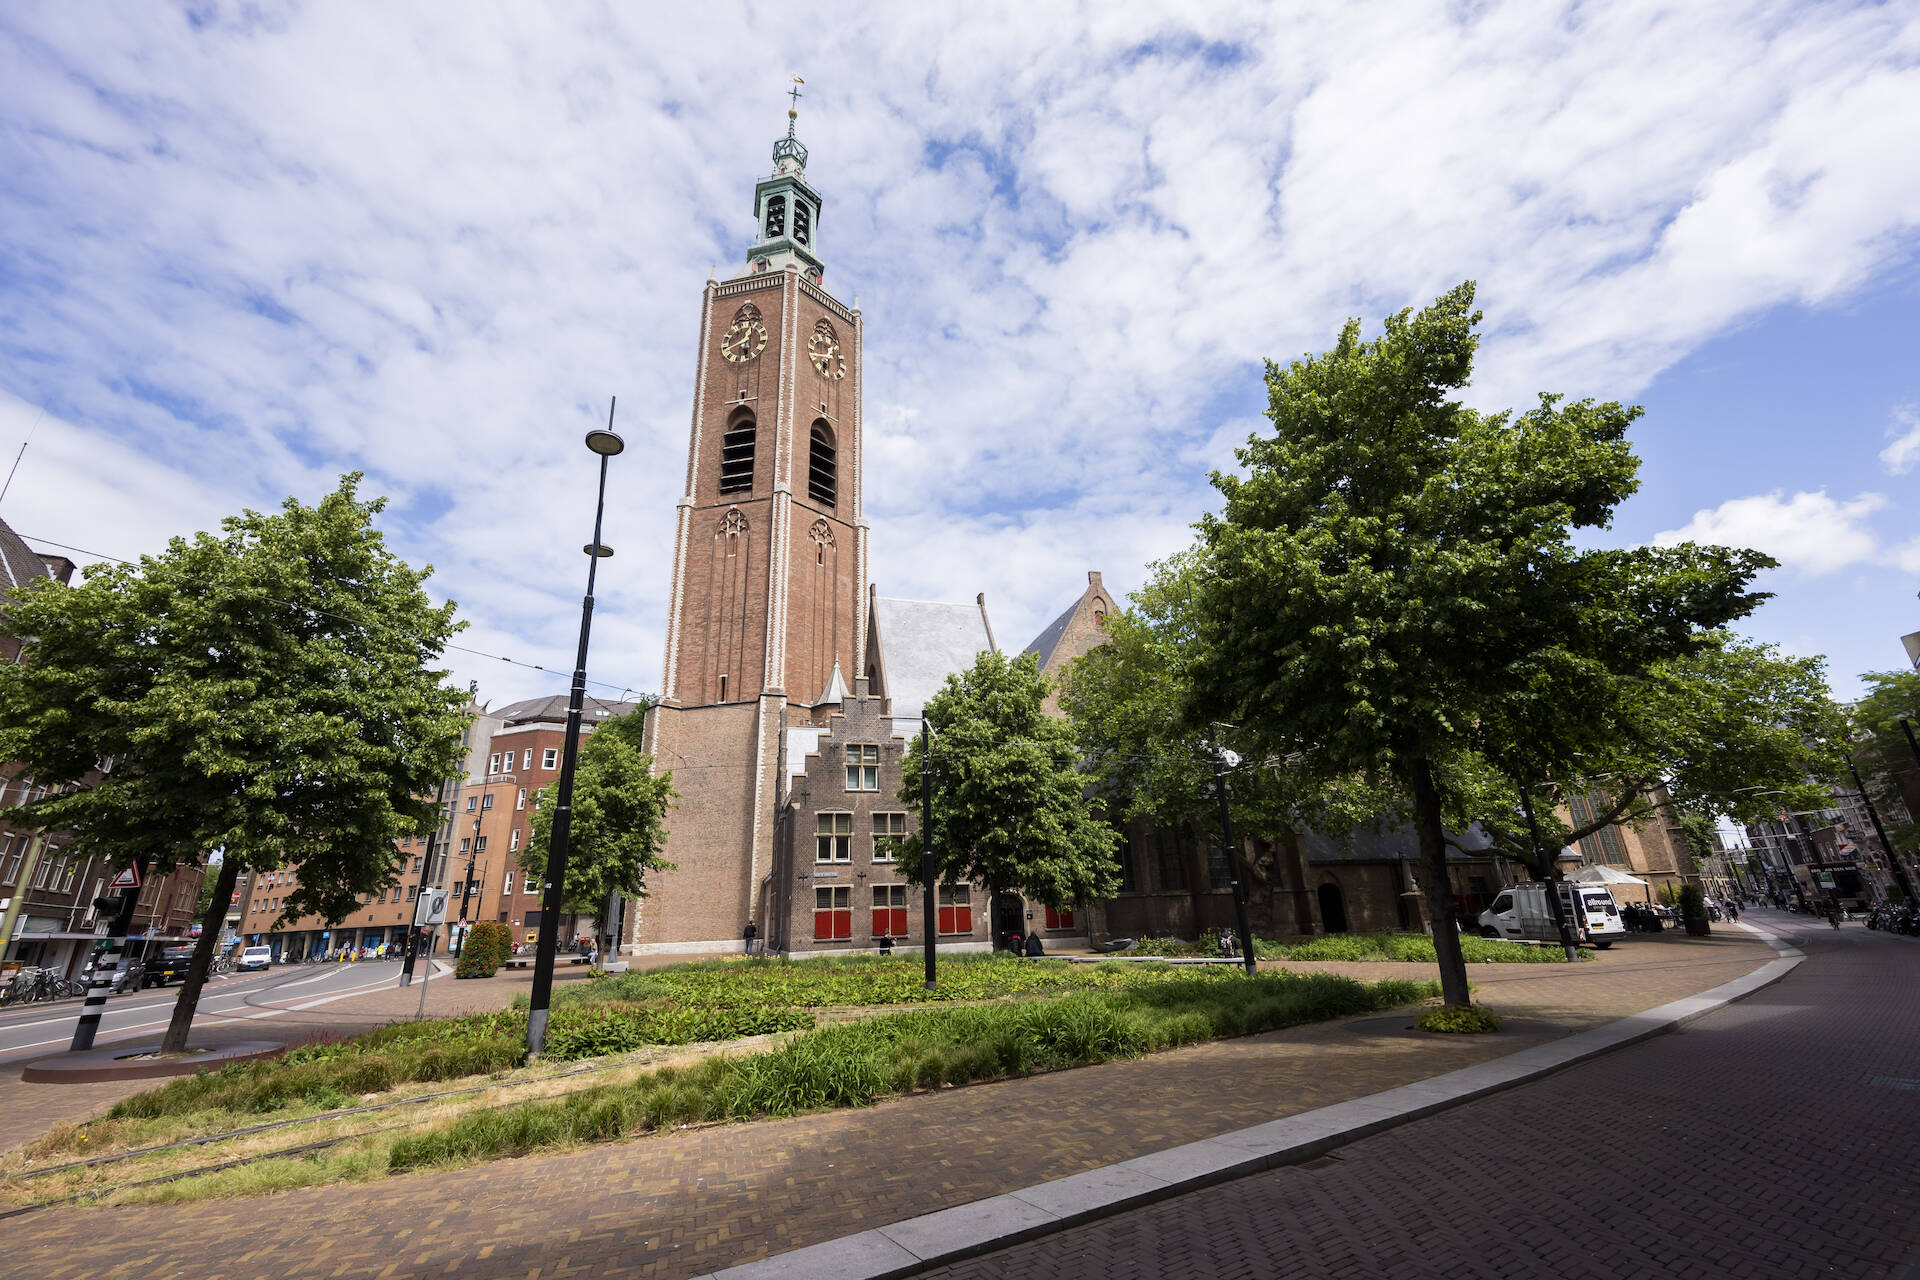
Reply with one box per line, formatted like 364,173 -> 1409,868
70,855 -> 150,1052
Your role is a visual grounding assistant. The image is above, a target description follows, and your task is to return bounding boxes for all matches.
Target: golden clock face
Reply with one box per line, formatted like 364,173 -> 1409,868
808,328 -> 845,380
721,317 -> 768,363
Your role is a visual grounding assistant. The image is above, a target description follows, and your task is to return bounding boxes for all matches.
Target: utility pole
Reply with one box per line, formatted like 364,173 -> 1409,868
920,720 -> 937,992
1208,731 -> 1257,976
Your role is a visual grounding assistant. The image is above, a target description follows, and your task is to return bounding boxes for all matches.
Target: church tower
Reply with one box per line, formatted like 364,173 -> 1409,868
635,96 -> 869,951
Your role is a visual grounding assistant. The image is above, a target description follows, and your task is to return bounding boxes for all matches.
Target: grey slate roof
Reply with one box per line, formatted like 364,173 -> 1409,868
871,595 -> 995,720
1021,599 -> 1078,668
493,694 -> 644,726
0,513 -> 48,595
1302,822 -> 1495,864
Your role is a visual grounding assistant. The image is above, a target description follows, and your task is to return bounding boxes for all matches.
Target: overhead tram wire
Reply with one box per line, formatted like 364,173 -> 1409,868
16,533 -> 655,702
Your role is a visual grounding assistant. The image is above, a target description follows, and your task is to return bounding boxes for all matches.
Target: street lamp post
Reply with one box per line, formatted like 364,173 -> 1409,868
526,404 -> 623,1059
1207,731 -> 1257,976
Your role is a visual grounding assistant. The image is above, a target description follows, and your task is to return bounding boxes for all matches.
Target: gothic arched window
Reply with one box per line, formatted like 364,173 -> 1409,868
764,195 -> 786,240
808,420 -> 836,506
720,411 -> 756,495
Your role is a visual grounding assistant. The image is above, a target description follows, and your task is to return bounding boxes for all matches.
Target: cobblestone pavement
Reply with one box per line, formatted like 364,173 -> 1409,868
0,929 -> 1773,1280
926,911 -> 1920,1280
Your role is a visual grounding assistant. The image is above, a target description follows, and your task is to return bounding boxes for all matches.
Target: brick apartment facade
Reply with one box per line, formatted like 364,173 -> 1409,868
0,515 -> 203,979
238,697 -> 640,959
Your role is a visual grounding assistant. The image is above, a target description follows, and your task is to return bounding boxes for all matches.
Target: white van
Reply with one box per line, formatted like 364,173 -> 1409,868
1478,882 -> 1624,949
238,945 -> 273,972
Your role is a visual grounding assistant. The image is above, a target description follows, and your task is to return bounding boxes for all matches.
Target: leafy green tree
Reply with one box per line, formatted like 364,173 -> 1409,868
899,650 -> 1122,925
1458,634 -> 1841,950
1184,284 -> 1773,1006
518,706 -> 674,955
1058,550 -> 1386,910
0,476 -> 468,1052
1846,668 -> 1920,892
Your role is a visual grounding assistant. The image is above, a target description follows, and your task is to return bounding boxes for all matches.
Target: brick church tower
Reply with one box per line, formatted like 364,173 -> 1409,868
633,101 -> 869,952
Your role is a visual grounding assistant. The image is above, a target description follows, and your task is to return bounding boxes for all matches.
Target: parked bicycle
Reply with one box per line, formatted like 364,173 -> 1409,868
0,967 -> 84,1005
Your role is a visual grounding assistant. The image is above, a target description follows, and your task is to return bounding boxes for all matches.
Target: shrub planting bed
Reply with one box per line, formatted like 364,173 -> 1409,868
542,952 -> 1240,1013
388,970 -> 1438,1171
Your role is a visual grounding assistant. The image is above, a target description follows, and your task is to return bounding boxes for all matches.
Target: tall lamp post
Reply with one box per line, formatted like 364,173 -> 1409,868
527,405 -> 623,1059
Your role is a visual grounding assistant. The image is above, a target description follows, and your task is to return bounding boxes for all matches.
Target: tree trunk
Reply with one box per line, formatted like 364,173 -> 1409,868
1409,757 -> 1472,1008
160,858 -> 239,1055
1514,775 -> 1581,961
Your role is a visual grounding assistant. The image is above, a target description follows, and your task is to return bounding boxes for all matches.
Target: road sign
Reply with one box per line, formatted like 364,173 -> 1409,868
108,865 -> 141,890
413,888 -> 449,926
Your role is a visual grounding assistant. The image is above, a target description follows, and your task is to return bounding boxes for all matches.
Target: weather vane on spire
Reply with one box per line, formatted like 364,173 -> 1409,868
787,76 -> 804,136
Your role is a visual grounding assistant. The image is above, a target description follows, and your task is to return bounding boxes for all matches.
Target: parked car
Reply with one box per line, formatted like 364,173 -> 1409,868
237,945 -> 274,972
142,944 -> 201,988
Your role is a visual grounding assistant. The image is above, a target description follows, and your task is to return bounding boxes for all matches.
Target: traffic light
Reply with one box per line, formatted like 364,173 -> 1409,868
93,892 -> 132,917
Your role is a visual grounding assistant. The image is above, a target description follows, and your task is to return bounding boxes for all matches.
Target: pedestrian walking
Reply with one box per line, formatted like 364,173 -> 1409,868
743,921 -> 758,955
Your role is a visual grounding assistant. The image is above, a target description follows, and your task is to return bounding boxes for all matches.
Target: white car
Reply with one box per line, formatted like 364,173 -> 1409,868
237,945 -> 273,972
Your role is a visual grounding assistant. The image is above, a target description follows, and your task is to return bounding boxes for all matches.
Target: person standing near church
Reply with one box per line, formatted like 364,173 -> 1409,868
743,921 -> 758,955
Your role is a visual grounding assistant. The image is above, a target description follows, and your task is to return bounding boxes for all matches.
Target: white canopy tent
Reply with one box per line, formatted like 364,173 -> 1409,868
1571,865 -> 1650,887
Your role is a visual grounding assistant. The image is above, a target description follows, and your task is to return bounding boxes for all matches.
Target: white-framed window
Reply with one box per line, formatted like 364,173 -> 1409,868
872,812 -> 906,861
845,743 -> 879,791
407,886 -> 419,901
475,835 -> 488,854
816,812 -> 852,863
510,828 -> 521,851
482,793 -> 494,811
460,837 -> 471,853
516,788 -> 527,811
411,857 -> 423,873
543,748 -> 558,769
466,795 -> 477,811
503,871 -> 514,897
522,749 -> 532,770
488,753 -> 500,773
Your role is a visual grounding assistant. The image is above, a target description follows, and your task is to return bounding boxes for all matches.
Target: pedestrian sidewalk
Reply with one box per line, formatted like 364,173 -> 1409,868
0,926 -> 1782,1280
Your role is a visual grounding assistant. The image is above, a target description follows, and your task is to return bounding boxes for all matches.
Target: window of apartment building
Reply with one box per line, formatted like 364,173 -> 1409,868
813,886 -> 851,941
459,837 -> 471,854
524,909 -> 541,928
543,748 -> 558,769
0,835 -> 19,884
488,753 -> 500,774
466,796 -> 477,812
474,836 -> 488,854
482,793 -> 494,811
31,855 -> 54,889
816,812 -> 852,862
872,884 -> 908,938
1044,905 -> 1076,931
411,857 -> 423,874
937,885 -> 973,935
845,744 -> 879,791
503,871 -> 514,897
516,788 -> 526,811
871,812 -> 906,861
522,749 -> 532,770
509,828 -> 520,851
407,886 -> 418,901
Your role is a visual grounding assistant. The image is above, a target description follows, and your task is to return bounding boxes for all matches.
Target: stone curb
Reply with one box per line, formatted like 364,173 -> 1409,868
698,924 -> 1803,1280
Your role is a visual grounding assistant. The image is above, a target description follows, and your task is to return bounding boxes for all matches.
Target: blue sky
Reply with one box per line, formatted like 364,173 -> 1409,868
0,2 -> 1916,706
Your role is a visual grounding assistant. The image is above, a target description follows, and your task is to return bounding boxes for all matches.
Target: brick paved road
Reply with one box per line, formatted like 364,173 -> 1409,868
927,912 -> 1920,1280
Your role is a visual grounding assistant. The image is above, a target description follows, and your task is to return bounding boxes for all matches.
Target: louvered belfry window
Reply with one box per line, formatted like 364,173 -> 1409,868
720,414 -> 755,494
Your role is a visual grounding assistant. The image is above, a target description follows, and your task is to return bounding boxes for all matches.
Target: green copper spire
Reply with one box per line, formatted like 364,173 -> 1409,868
742,77 -> 826,285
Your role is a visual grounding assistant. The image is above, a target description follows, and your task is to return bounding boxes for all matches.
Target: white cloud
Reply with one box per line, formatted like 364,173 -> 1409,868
1653,490 -> 1894,576
1882,405 -> 1920,476
1,2 -> 1918,698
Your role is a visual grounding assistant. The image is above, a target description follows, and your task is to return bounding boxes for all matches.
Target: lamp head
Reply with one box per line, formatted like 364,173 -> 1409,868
585,428 -> 625,457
